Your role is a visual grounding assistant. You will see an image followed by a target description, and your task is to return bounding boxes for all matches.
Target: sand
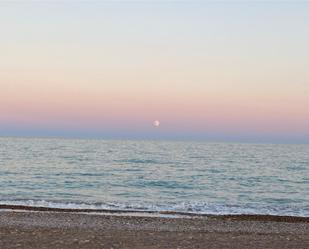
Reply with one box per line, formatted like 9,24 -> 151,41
0,209 -> 308,249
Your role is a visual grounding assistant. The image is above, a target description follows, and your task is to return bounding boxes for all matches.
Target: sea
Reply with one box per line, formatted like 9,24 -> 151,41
0,137 -> 308,217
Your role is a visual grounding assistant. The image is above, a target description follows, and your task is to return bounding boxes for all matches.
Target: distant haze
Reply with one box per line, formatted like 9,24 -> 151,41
1,1 -> 309,143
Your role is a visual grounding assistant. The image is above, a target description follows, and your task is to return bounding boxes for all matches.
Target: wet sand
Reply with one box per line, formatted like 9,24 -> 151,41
0,208 -> 308,249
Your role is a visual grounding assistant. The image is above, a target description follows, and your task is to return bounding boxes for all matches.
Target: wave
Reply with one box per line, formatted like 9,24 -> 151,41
1,200 -> 308,217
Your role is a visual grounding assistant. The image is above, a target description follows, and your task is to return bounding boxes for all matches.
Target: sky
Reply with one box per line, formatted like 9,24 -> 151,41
1,1 -> 309,143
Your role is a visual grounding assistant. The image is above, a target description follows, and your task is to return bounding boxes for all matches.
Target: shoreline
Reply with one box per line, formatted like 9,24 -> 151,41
1,210 -> 309,249
1,204 -> 309,223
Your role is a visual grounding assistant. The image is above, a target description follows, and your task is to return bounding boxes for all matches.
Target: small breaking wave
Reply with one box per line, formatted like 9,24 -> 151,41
1,199 -> 308,217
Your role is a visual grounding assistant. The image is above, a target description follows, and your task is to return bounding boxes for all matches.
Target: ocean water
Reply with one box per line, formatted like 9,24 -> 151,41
0,137 -> 308,217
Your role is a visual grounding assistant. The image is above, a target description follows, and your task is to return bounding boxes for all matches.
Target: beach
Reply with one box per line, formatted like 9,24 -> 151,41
1,139 -> 308,248
2,0 -> 309,247
0,209 -> 308,249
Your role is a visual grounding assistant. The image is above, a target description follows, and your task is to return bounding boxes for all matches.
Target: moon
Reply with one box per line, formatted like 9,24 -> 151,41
153,120 -> 160,127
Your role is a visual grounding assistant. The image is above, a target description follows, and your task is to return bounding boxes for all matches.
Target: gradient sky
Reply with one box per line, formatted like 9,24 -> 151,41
1,1 -> 309,142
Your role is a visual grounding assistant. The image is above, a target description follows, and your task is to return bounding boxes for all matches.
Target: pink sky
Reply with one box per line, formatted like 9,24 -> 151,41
1,2 -> 309,141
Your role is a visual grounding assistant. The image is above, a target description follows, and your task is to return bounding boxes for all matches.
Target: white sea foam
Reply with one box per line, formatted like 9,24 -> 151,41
1,200 -> 308,217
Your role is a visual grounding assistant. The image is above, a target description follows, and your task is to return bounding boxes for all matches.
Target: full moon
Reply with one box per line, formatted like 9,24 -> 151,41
153,120 -> 160,127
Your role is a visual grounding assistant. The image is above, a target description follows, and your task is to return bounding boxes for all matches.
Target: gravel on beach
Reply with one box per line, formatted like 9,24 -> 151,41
0,211 -> 308,249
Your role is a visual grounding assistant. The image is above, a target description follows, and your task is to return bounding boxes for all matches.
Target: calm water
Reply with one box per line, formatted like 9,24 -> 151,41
0,137 -> 308,216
